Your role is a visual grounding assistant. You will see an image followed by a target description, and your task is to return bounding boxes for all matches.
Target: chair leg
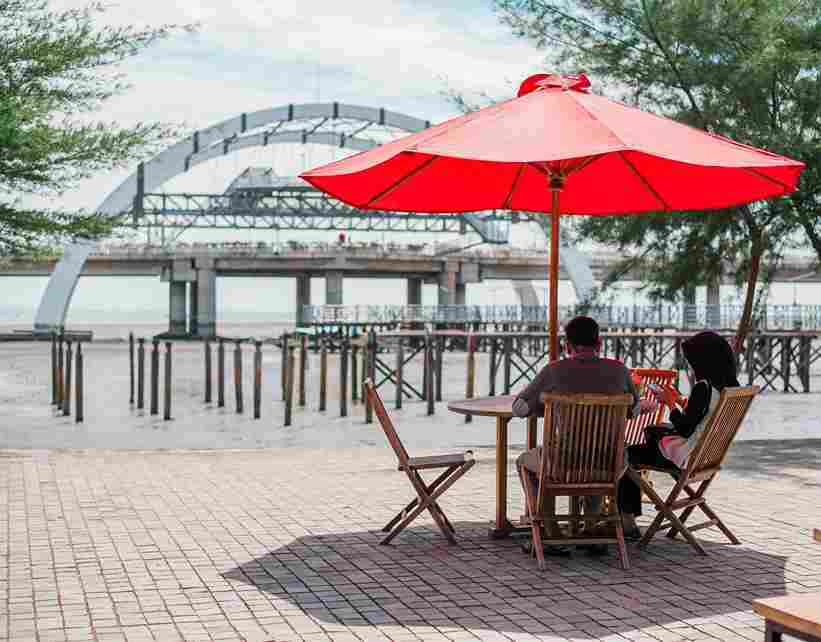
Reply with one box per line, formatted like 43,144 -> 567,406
698,500 -> 741,545
382,467 -> 452,532
383,497 -> 419,533
613,503 -> 630,571
518,464 -> 545,570
381,463 -> 470,545
432,501 -> 456,533
638,478 -> 706,555
666,481 -> 706,539
672,480 -> 740,545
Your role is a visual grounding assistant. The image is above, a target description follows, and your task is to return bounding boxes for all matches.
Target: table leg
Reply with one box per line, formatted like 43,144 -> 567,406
491,416 -> 514,538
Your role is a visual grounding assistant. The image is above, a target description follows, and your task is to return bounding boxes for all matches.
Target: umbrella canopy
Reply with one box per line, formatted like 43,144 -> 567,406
301,74 -> 805,359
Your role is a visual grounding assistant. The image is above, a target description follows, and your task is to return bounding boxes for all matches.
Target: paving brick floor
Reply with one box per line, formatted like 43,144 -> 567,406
1,443 -> 819,641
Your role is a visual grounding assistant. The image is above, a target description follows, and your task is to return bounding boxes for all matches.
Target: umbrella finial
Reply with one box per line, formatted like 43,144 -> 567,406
517,73 -> 591,97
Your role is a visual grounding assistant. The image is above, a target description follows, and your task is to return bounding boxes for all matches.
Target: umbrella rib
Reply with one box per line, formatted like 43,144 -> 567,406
743,168 -> 792,192
618,152 -> 671,211
502,165 -> 526,209
364,156 -> 437,207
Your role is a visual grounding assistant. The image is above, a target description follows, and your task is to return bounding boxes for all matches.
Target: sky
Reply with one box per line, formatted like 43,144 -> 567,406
47,0 -> 548,214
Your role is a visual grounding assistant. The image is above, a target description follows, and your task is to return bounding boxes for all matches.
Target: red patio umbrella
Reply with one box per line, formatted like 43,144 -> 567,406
300,74 -> 804,360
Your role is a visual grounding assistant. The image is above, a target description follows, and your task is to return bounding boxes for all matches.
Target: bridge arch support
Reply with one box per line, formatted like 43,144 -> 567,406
33,102 -> 432,334
33,102 -> 599,334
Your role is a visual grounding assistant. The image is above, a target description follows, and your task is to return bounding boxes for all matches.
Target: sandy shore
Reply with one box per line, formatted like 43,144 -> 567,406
1,341 -> 819,450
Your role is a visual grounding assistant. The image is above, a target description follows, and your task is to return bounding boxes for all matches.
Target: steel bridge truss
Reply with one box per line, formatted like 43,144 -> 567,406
133,188 -> 516,243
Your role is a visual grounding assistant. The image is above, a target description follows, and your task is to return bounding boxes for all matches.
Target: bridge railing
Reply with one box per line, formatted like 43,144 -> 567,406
301,303 -> 821,330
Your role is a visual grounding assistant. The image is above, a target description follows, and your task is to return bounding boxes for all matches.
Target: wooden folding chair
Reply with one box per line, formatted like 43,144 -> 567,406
625,368 -> 679,446
364,379 -> 475,545
519,393 -> 634,570
627,385 -> 759,555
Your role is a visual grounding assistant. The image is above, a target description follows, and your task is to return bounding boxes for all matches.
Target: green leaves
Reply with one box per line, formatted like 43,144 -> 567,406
0,0 -> 188,254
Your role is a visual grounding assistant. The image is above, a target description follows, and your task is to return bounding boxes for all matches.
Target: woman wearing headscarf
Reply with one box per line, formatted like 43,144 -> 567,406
617,331 -> 740,538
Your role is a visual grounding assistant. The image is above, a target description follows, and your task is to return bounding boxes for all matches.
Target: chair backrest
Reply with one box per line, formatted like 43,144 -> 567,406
364,379 -> 410,467
625,368 -> 678,446
685,386 -> 759,478
538,393 -> 633,505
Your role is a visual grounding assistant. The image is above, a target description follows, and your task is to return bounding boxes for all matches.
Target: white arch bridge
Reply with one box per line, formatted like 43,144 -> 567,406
34,101 -> 597,336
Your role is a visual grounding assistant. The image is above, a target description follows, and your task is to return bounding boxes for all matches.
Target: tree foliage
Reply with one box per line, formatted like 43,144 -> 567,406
494,0 -> 821,308
0,0 -> 188,256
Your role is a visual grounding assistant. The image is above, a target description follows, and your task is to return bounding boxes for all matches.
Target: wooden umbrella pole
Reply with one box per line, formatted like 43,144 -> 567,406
549,178 -> 563,361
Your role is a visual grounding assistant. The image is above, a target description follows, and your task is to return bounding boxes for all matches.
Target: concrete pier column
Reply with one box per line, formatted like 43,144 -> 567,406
169,282 -> 187,335
188,282 -> 198,335
437,271 -> 457,306
406,277 -> 422,306
194,259 -> 217,338
326,272 -> 343,305
296,275 -> 312,325
455,282 -> 467,306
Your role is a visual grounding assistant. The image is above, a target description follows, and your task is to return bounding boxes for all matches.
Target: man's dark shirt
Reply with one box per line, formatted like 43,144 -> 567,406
513,352 -> 640,419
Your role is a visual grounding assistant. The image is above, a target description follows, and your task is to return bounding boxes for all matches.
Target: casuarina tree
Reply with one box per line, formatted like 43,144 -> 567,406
494,0 -> 820,349
0,0 -> 189,256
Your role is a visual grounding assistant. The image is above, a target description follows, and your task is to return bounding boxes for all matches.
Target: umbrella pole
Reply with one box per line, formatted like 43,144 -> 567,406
549,186 -> 561,361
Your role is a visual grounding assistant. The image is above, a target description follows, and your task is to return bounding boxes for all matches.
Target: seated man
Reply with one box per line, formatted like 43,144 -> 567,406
513,316 -> 654,545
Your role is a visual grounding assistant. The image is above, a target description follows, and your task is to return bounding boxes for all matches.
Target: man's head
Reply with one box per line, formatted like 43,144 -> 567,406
564,316 -> 600,355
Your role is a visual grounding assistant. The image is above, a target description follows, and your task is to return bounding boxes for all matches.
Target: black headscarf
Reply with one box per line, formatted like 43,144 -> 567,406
682,331 -> 740,391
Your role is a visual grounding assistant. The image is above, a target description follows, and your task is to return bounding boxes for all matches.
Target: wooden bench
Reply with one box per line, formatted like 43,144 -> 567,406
753,593 -> 821,642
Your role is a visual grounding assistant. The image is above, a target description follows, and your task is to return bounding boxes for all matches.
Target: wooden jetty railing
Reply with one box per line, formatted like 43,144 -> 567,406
275,329 -> 819,425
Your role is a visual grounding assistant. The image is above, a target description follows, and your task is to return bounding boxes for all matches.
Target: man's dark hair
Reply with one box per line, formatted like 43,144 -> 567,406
564,315 -> 599,347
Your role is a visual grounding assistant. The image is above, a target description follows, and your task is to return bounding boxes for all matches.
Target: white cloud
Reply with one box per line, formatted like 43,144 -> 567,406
38,0 -> 548,210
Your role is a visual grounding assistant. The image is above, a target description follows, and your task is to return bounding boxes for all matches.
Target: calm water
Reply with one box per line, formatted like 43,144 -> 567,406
3,275 -> 821,340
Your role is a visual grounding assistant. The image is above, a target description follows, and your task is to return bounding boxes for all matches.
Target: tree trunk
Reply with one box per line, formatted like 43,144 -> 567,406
734,247 -> 762,355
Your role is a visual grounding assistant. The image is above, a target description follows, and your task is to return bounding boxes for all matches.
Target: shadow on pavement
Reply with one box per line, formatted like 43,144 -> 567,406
224,520 -> 787,639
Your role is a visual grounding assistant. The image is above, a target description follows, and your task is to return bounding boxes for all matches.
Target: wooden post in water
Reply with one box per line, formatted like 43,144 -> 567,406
339,340 -> 348,417
319,338 -> 327,412
800,335 -> 811,393
421,336 -> 428,401
217,339 -> 225,408
56,333 -> 64,407
298,335 -> 307,408
234,341 -> 243,414
137,338 -> 145,410
362,331 -> 376,424
204,340 -> 212,403
426,336 -> 434,416
284,344 -> 295,426
253,341 -> 262,419
50,333 -> 57,405
351,344 -> 359,402
503,336 -> 512,395
488,337 -> 497,396
75,342 -> 83,423
280,333 -> 288,399
434,335 -> 443,402
465,334 -> 475,423
150,340 -> 159,416
395,337 -> 404,410
63,340 -> 73,417
129,332 -> 135,405
163,342 -> 172,421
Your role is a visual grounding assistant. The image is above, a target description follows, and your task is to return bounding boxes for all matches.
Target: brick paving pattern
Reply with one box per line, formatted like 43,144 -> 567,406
1,444 -> 819,641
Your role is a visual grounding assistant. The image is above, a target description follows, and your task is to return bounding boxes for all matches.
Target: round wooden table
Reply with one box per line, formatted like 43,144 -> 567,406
447,395 -> 539,538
